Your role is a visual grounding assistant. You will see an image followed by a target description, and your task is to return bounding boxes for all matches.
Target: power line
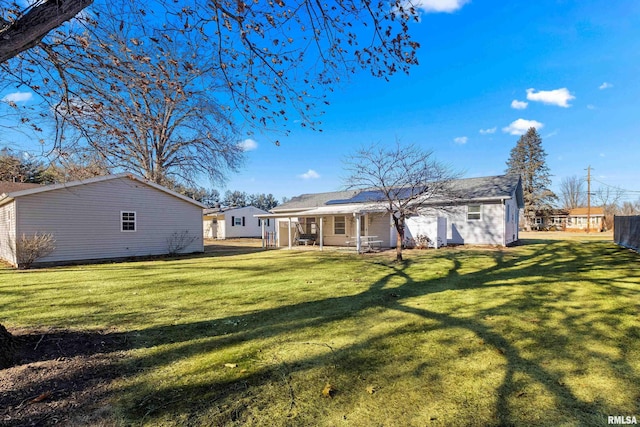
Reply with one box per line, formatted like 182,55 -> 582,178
592,177 -> 640,194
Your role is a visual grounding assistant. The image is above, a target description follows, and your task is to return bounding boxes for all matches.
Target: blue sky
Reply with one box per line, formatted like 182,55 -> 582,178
2,0 -> 639,203
227,0 -> 640,202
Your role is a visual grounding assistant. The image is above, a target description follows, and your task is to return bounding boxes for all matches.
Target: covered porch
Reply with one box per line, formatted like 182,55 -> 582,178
255,204 -> 392,253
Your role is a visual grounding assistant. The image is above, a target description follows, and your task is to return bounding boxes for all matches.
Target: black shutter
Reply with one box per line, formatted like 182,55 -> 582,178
242,216 -> 245,226
231,216 -> 235,226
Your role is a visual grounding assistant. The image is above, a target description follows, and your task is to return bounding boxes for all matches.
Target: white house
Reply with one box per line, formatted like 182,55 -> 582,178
259,174 -> 524,250
203,205 -> 274,239
0,174 -> 205,267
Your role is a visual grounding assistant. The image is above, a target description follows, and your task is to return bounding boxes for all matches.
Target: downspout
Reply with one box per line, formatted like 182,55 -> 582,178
503,199 -> 507,247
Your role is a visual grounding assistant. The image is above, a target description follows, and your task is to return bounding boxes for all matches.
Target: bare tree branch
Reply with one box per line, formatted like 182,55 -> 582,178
0,0 -> 93,63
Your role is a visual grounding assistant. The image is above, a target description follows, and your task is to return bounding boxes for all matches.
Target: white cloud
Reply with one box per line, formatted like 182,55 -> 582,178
453,136 -> 468,144
599,82 -> 613,90
408,0 -> 470,13
479,127 -> 497,135
526,88 -> 575,107
299,169 -> 320,180
502,119 -> 544,135
1,91 -> 33,103
511,99 -> 528,110
238,138 -> 258,151
587,104 -> 596,110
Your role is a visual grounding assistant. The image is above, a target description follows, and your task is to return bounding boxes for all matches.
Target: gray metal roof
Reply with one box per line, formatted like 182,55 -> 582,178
272,189 -> 360,212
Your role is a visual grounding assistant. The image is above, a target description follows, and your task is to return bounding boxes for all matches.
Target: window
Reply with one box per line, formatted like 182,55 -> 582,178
467,205 -> 481,221
334,216 -> 346,235
234,216 -> 243,226
121,211 -> 136,232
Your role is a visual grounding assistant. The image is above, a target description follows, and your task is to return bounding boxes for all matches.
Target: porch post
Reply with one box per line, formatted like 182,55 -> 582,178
355,213 -> 361,253
288,217 -> 292,249
261,218 -> 266,249
319,216 -> 324,251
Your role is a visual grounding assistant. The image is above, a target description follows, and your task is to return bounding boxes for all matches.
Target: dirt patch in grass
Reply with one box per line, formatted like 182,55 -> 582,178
0,328 -> 129,426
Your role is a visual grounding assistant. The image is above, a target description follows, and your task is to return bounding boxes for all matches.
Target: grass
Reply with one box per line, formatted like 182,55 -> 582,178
1,233 -> 639,426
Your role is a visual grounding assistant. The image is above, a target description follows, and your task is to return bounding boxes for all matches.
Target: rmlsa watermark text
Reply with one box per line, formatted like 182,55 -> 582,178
608,415 -> 638,425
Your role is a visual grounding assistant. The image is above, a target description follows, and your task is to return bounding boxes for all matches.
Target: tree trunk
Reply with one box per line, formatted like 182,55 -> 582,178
0,324 -> 17,369
393,216 -> 404,262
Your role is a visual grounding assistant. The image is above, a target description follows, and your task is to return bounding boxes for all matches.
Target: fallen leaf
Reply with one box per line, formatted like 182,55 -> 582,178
30,391 -> 52,403
366,385 -> 377,394
322,383 -> 336,398
224,363 -> 238,368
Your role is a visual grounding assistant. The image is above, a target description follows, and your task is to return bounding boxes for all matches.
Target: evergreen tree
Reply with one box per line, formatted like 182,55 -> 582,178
506,127 -> 557,230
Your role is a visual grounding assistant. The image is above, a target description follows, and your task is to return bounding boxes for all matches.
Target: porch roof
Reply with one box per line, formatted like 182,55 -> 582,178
254,203 -> 387,218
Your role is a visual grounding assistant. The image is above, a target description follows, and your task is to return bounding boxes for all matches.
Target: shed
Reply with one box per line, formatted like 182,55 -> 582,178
204,205 -> 274,239
0,173 -> 205,267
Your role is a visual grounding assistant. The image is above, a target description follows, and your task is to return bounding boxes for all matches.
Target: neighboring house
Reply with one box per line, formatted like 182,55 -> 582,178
0,182 -> 42,194
0,174 -> 205,267
203,205 -> 274,239
566,207 -> 605,232
260,174 -> 524,249
532,208 -> 569,230
532,207 -> 605,231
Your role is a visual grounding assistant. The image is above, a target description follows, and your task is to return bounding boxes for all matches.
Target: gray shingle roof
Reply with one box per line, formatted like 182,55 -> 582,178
446,174 -> 522,200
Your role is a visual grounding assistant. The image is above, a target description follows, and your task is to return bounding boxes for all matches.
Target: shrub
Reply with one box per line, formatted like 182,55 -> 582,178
403,234 -> 432,249
16,233 -> 56,269
166,230 -> 197,255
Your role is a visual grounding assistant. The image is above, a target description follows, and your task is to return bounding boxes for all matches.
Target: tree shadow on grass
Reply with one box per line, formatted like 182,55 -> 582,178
2,239 -> 639,425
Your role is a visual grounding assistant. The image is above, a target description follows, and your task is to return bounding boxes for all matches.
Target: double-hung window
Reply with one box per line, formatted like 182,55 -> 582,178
334,216 -> 346,235
467,205 -> 481,221
121,211 -> 136,232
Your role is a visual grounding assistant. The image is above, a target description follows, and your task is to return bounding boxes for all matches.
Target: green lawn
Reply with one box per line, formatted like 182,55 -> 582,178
1,235 -> 639,426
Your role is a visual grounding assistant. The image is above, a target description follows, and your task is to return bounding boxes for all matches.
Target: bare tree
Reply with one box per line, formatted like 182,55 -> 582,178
45,24 -> 244,186
343,142 -> 459,262
559,175 -> 586,209
2,0 -> 420,133
593,186 -> 625,231
619,201 -> 640,216
43,151 -> 111,183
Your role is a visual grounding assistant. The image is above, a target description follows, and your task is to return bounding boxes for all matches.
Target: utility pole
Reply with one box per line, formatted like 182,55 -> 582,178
586,165 -> 591,233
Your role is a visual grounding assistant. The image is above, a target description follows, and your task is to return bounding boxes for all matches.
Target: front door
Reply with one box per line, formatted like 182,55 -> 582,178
360,214 -> 367,236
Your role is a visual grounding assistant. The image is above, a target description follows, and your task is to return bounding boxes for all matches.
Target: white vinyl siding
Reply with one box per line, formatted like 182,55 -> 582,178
13,176 -> 203,264
215,206 -> 273,239
0,202 -> 16,265
467,204 -> 482,221
121,211 -> 136,232
421,202 -> 506,246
